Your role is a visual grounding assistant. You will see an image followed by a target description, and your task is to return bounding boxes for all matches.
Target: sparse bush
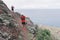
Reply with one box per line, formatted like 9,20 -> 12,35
36,29 -> 52,40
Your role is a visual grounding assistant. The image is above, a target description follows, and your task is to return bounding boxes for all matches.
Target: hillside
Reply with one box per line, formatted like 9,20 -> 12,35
0,0 -> 37,40
1,0 -> 60,40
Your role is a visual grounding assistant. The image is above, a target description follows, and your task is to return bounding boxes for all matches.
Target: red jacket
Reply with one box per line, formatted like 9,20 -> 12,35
21,20 -> 26,22
21,15 -> 26,22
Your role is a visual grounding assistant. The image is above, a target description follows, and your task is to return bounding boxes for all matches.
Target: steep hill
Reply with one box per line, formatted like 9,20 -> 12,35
0,0 -> 37,40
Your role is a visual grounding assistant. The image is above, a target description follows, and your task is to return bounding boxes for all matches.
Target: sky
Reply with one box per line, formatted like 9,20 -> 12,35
2,0 -> 60,9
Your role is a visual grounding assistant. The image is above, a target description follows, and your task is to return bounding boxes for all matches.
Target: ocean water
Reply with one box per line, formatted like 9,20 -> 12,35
15,9 -> 60,27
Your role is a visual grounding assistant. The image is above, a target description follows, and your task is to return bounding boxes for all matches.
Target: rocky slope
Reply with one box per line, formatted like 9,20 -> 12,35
0,0 -> 37,40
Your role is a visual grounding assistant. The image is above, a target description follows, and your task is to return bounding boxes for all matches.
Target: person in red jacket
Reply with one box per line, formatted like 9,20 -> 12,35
21,15 -> 26,26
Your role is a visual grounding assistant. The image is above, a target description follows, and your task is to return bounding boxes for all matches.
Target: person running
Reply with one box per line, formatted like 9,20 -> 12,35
11,6 -> 14,11
21,15 -> 28,40
21,15 -> 26,26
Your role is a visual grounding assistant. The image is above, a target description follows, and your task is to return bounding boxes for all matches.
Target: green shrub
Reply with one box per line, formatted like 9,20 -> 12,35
36,29 -> 52,40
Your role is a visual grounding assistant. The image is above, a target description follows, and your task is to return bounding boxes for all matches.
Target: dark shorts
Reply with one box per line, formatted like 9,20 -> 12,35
22,22 -> 26,25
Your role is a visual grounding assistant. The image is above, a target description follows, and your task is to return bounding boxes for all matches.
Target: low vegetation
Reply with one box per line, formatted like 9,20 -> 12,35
36,29 -> 52,40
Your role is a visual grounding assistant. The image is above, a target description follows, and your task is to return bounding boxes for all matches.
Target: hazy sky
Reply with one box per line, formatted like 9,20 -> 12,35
2,0 -> 60,9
